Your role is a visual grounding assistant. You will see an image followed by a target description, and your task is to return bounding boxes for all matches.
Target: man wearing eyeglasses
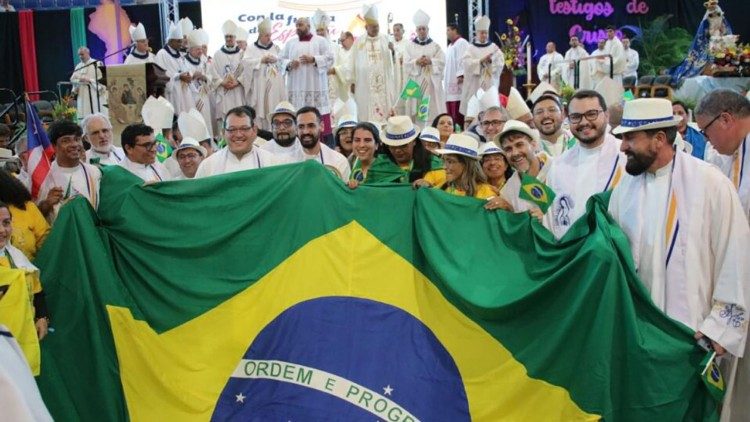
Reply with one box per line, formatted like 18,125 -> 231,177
82,113 -> 123,166
544,90 -> 626,239
478,106 -> 510,142
261,101 -> 305,163
118,123 -> 172,183
695,89 -> 750,221
195,106 -> 282,178
37,120 -> 101,222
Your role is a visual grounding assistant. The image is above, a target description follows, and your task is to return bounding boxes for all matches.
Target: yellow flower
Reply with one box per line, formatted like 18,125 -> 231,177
501,34 -> 507,41
513,26 -> 519,33
506,19 -> 513,25
514,36 -> 521,42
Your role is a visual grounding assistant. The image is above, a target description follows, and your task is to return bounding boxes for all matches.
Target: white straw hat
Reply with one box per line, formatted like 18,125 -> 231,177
173,137 -> 207,157
419,126 -> 441,144
612,98 -> 682,135
383,116 -> 418,146
493,119 -> 539,147
435,133 -> 481,159
479,141 -> 504,157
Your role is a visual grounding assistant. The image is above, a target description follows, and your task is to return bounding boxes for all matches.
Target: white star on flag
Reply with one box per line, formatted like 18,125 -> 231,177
235,392 -> 246,403
383,385 -> 394,396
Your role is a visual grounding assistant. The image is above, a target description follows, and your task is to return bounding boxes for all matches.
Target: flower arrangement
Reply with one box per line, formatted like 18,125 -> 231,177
496,17 -> 527,76
52,95 -> 78,122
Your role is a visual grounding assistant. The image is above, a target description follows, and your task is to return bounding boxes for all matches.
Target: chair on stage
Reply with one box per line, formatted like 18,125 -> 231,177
622,76 -> 636,94
651,75 -> 673,99
636,76 -> 655,98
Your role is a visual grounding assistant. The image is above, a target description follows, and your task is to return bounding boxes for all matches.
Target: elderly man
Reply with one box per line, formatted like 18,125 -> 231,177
544,90 -> 625,238
351,5 -> 395,125
609,98 -> 750,422
211,20 -> 246,124
330,31 -> 354,108
124,23 -> 154,64
460,16 -> 503,119
70,47 -> 105,118
155,22 -> 191,114
37,120 -> 101,222
118,123 -> 171,182
261,101 -> 304,163
392,23 -> 409,114
195,106 -> 282,177
562,36 -> 589,89
695,89 -> 750,219
241,18 -> 286,132
81,113 -> 124,165
404,9 -> 446,126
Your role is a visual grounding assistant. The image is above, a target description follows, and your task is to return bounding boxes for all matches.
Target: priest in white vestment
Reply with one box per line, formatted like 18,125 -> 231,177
155,22 -> 191,116
562,36 -> 589,89
391,23 -> 409,115
602,26 -> 626,85
444,23 -> 469,126
622,37 -> 639,81
210,20 -> 246,125
530,91 -> 573,157
590,40 -> 608,88
537,42 -> 564,89
261,101 -> 305,163
459,16 -> 503,117
82,113 -> 124,165
118,123 -> 172,182
330,31 -> 353,109
241,19 -> 287,131
296,107 -> 351,181
609,99 -> 750,421
176,29 -> 213,128
544,91 -> 625,239
351,4 -> 396,125
404,9 -> 446,126
71,47 -> 106,119
124,23 -> 155,65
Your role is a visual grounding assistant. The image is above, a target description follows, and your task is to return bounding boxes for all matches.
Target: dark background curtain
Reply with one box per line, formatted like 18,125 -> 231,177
35,10 -> 74,98
0,13 -> 24,97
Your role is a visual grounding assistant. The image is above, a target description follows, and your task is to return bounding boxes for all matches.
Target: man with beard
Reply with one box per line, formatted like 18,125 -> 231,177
531,94 -> 572,157
296,106 -> 350,181
544,90 -> 626,238
608,98 -> 749,421
37,120 -> 101,222
261,101 -> 305,163
82,113 -> 124,165
195,107 -> 282,177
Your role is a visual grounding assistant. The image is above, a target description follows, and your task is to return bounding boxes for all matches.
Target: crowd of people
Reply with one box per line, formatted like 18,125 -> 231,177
1,4 -> 750,421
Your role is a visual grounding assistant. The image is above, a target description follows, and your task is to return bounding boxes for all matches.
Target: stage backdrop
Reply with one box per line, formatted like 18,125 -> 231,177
200,0 -> 448,53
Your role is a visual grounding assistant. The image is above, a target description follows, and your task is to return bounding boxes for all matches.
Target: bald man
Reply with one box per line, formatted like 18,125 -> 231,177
70,47 -> 106,118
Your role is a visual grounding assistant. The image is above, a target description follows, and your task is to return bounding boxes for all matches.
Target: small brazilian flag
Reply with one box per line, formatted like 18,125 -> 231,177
699,351 -> 725,402
519,172 -> 556,213
400,79 -> 423,100
417,95 -> 430,122
155,133 -> 173,163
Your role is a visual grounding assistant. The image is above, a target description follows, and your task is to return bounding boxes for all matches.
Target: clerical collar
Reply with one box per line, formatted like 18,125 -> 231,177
165,45 -> 181,59
221,45 -> 240,55
413,37 -> 433,46
473,40 -> 491,47
185,54 -> 201,65
254,41 -> 272,50
131,50 -> 149,59
299,33 -> 313,42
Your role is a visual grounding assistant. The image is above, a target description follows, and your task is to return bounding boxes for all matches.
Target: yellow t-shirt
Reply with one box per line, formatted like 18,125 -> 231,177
424,169 -> 447,188
442,183 -> 496,199
9,202 -> 50,260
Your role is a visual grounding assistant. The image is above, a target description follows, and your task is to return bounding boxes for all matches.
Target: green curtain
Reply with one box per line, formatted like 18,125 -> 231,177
70,7 -> 87,66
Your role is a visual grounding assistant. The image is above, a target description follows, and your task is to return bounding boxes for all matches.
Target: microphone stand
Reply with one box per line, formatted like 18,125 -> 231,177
71,43 -> 135,115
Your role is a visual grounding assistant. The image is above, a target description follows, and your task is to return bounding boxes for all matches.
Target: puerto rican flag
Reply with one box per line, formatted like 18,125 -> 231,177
25,101 -> 55,199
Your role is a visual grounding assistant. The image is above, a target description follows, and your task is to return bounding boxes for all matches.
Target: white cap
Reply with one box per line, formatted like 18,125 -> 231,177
235,26 -> 249,42
258,18 -> 272,35
435,134 -> 481,159
595,77 -> 625,109
141,96 -> 174,131
312,9 -> 330,31
179,17 -> 194,37
222,20 -> 238,37
335,115 -> 358,135
129,23 -> 146,42
363,4 -> 378,25
413,9 -> 430,27
192,28 -> 209,46
269,101 -> 297,122
479,141 -> 504,157
419,126 -> 441,144
178,109 -> 211,142
173,137 -> 207,158
529,81 -> 559,105
506,87 -> 531,120
474,16 -> 490,32
494,119 -> 539,147
167,21 -> 183,40
480,85 -> 500,110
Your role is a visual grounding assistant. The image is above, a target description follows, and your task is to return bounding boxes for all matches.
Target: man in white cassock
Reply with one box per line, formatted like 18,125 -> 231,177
543,90 -> 625,239
622,37 -> 639,81
590,39 -> 608,87
242,18 -> 287,132
195,107 -> 282,177
391,23 -> 409,115
296,106 -> 350,182
609,98 -> 750,422
155,22 -> 191,115
210,20 -> 246,125
311,10 -> 340,117
351,4 -> 396,125
181,29 -> 213,134
261,101 -> 305,163
124,23 -> 155,65
82,113 -> 124,166
562,35 -> 589,89
404,9 -> 446,126
444,23 -> 469,127
119,123 -> 172,182
71,47 -> 106,119
330,31 -> 354,107
602,26 -> 626,85
537,42 -> 564,89
460,16 -> 503,117
280,17 -> 334,141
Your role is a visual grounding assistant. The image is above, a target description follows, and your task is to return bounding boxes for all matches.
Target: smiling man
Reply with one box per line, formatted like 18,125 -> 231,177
532,94 -> 571,157
82,113 -> 124,165
195,107 -> 282,178
296,106 -> 350,181
118,123 -> 172,182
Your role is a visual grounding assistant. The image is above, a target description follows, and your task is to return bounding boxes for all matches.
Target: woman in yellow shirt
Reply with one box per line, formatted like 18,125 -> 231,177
479,142 -> 514,193
0,169 -> 50,260
435,134 -> 495,199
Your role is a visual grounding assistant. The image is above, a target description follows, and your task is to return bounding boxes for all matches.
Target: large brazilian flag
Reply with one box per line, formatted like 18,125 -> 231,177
34,161 -> 717,421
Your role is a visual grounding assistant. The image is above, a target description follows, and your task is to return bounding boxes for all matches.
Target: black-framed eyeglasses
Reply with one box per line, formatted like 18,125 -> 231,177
225,126 -> 254,134
135,142 -> 157,150
699,112 -> 724,138
272,119 -> 295,128
568,109 -> 604,124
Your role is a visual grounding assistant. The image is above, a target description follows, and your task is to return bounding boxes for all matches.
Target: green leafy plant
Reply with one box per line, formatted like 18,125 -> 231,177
632,15 -> 693,76
52,95 -> 77,122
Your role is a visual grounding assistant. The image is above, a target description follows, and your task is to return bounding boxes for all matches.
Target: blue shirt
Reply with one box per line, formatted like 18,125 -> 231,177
683,125 -> 707,160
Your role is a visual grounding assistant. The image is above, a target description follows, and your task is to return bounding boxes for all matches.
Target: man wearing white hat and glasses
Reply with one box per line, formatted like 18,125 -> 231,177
435,134 -> 495,199
124,23 -> 154,65
155,21 -> 190,112
210,20 -> 246,126
261,101 -> 305,163
404,9 -> 446,126
460,16 -> 503,119
544,89 -> 626,239
242,18 -> 287,132
608,98 -> 750,421
172,138 -> 206,180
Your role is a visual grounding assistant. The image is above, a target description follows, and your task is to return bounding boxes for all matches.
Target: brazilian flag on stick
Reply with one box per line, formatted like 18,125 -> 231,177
400,79 -> 423,100
519,172 -> 556,213
154,132 -> 173,163
35,162 -> 719,421
417,95 -> 431,122
700,351 -> 725,402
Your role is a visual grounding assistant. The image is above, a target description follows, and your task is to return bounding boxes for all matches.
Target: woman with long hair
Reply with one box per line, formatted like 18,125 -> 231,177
431,113 -> 454,145
0,169 -> 50,260
348,122 -> 381,187
435,134 -> 494,198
